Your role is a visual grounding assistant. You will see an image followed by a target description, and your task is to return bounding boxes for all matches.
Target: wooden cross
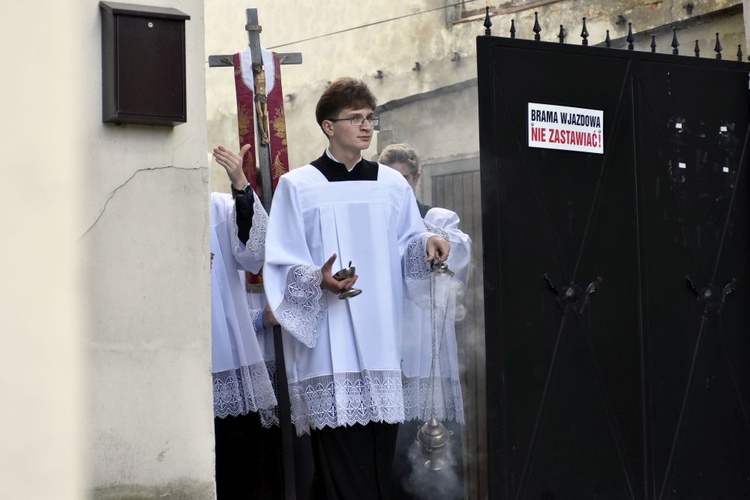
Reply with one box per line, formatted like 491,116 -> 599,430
208,8 -> 302,213
209,10 -> 301,500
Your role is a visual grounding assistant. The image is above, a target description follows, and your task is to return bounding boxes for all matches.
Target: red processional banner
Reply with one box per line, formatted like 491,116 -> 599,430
233,48 -> 290,289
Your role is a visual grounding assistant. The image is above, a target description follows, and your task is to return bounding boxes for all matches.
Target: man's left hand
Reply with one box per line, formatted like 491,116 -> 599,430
426,235 -> 450,263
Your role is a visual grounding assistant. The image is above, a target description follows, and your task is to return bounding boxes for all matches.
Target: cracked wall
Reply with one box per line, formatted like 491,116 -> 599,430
79,0 -> 215,497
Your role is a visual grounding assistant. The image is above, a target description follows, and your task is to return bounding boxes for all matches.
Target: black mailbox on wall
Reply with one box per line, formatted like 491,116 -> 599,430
100,2 -> 190,126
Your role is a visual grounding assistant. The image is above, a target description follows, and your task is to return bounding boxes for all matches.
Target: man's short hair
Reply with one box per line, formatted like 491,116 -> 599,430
315,77 -> 377,126
378,143 -> 420,176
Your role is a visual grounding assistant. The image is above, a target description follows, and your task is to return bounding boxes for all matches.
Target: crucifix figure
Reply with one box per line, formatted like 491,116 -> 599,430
252,62 -> 270,145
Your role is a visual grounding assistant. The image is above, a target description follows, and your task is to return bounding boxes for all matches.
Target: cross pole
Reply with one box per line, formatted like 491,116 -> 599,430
209,9 -> 301,499
208,8 -> 302,212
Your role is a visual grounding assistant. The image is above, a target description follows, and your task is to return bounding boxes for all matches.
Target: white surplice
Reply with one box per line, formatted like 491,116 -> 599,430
264,164 -> 432,435
401,207 -> 472,423
211,192 -> 277,420
244,286 -> 280,428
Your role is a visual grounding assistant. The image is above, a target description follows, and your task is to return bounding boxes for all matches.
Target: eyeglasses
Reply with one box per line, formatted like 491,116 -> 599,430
327,114 -> 379,127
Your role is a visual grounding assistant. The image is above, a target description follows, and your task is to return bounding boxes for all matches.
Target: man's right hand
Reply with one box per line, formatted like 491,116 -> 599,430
213,144 -> 251,190
320,253 -> 358,293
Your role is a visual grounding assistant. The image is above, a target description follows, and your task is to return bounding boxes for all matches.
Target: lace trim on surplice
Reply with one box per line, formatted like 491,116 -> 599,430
277,265 -> 327,348
288,370 -> 405,436
257,360 -> 279,428
402,376 -> 465,424
404,234 -> 431,280
247,194 -> 267,255
230,193 -> 267,258
213,361 -> 277,420
423,219 -> 448,240
249,308 -> 261,327
404,234 -> 432,309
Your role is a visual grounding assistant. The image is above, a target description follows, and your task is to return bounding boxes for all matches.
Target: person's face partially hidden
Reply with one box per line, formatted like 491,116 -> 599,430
389,161 -> 420,191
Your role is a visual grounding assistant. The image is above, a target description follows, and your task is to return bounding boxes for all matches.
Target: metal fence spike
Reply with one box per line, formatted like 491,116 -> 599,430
483,6 -> 492,36
737,44 -> 743,62
558,24 -> 565,44
694,39 -> 700,58
715,32 -> 723,60
651,35 -> 657,53
510,19 -> 516,39
627,23 -> 635,50
605,30 -> 611,48
533,12 -> 541,41
671,27 -> 680,55
580,17 -> 589,46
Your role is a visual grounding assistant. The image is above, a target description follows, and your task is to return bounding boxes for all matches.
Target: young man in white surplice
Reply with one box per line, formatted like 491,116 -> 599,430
379,143 -> 473,500
263,77 -> 450,500
210,144 -> 281,499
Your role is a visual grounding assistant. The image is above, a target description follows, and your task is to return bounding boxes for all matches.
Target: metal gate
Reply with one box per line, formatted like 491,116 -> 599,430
477,34 -> 750,499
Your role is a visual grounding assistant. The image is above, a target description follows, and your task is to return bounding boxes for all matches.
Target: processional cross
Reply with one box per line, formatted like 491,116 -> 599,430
209,11 -> 301,500
208,8 -> 301,212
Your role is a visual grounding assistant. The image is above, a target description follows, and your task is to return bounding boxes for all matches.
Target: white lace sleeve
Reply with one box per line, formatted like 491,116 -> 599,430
231,192 -> 267,261
423,219 -> 448,240
246,193 -> 267,256
403,234 -> 432,308
276,264 -> 328,348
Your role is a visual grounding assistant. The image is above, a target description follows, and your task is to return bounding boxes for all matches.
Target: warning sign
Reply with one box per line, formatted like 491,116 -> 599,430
528,102 -> 604,154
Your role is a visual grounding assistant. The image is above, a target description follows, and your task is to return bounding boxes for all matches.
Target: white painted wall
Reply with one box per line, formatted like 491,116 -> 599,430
80,0 -> 215,496
0,0 -> 220,498
0,2 -> 85,499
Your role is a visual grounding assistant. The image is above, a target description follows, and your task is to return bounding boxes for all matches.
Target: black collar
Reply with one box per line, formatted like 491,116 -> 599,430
311,152 -> 379,182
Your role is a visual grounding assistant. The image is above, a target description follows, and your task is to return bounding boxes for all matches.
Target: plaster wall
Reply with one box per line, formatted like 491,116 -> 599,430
604,7 -> 745,53
0,3 -> 85,499
206,1 -> 743,189
380,84 -> 479,161
78,0 -> 215,498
